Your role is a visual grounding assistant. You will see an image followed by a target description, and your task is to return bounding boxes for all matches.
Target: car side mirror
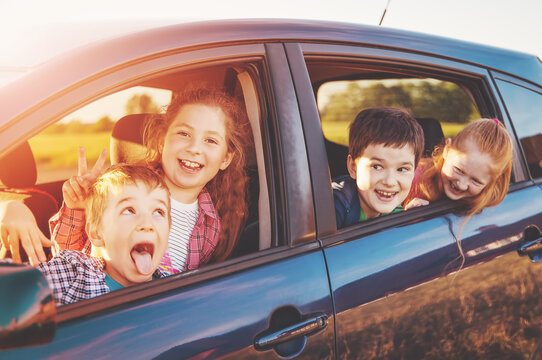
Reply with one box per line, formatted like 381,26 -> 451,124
0,263 -> 56,351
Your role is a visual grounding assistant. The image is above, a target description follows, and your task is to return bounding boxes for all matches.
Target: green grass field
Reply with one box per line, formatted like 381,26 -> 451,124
322,121 -> 465,146
28,132 -> 111,169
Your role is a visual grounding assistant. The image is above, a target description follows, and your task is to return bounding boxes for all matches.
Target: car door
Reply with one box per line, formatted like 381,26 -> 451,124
0,40 -> 335,359
287,40 -> 542,359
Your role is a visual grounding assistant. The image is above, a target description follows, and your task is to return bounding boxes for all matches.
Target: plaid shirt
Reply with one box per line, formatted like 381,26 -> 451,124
38,250 -> 167,306
49,188 -> 220,273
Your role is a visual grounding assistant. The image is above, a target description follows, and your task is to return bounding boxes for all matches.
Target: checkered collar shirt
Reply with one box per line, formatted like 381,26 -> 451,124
38,250 -> 167,306
49,187 -> 220,274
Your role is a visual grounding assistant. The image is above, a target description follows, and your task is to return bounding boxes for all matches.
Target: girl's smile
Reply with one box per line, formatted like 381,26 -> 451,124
161,104 -> 233,203
440,139 -> 493,200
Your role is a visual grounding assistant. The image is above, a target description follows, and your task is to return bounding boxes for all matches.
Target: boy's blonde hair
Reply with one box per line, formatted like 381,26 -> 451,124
86,164 -> 171,230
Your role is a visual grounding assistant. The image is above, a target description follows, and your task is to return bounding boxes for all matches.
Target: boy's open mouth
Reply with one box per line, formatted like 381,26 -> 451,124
375,189 -> 397,201
131,242 -> 155,276
179,159 -> 203,172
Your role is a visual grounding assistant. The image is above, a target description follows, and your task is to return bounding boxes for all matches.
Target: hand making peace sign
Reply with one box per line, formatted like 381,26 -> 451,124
62,147 -> 108,209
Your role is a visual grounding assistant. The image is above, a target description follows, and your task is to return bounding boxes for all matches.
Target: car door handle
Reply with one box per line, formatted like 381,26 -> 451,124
254,314 -> 328,351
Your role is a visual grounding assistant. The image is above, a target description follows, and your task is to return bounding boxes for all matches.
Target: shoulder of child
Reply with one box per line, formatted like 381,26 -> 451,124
38,250 -> 108,305
38,250 -> 105,281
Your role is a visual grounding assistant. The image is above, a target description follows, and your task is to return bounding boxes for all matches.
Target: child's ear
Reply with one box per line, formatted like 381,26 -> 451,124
86,222 -> 105,247
347,154 -> 357,179
219,152 -> 234,170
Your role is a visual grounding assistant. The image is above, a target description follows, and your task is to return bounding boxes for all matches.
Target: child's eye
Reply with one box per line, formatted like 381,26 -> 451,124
205,137 -> 219,145
372,164 -> 383,170
177,130 -> 190,137
121,207 -> 135,215
398,167 -> 412,173
454,167 -> 464,175
153,208 -> 167,217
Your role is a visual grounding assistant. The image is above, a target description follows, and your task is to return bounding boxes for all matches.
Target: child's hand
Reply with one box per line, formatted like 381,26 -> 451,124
62,147 -> 108,210
404,198 -> 430,210
0,200 -> 52,266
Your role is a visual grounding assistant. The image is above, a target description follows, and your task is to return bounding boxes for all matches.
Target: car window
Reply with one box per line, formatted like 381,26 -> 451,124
0,60 -> 277,306
305,58 -> 505,231
494,77 -> 542,179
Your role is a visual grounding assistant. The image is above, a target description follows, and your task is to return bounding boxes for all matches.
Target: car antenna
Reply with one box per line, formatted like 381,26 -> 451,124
379,0 -> 391,26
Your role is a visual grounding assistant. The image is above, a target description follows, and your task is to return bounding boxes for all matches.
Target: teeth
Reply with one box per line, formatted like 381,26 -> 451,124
181,160 -> 202,169
376,190 -> 396,196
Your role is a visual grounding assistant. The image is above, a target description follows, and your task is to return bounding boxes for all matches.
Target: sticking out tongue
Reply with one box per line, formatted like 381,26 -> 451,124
131,245 -> 153,275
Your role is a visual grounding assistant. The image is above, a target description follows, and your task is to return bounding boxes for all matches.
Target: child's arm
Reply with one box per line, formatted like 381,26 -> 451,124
49,203 -> 89,254
404,198 -> 430,210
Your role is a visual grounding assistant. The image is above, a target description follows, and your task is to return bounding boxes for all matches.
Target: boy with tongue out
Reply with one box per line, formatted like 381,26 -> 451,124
333,108 -> 425,229
38,164 -> 171,306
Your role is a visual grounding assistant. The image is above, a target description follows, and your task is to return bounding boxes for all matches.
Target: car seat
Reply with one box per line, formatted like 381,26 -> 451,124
0,141 -> 59,257
110,113 -> 152,164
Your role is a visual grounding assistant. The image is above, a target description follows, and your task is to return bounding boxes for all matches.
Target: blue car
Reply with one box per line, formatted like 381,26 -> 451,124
0,19 -> 541,359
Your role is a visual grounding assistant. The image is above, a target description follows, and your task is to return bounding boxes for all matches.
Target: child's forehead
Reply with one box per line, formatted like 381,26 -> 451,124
359,142 -> 415,157
105,182 -> 168,203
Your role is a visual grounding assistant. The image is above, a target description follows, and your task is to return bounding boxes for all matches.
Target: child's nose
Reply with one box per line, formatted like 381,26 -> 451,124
456,177 -> 469,191
186,137 -> 202,154
382,170 -> 397,185
137,213 -> 155,232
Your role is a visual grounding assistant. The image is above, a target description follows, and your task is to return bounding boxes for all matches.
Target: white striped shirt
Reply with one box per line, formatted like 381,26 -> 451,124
168,198 -> 199,271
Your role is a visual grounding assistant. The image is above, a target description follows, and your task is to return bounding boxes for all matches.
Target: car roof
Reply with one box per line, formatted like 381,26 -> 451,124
1,18 -> 540,127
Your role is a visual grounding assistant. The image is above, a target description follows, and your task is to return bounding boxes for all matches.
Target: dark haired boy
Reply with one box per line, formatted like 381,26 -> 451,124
333,107 -> 424,228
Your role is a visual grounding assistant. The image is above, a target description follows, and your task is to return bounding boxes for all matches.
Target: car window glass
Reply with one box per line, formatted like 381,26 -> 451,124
495,79 -> 542,179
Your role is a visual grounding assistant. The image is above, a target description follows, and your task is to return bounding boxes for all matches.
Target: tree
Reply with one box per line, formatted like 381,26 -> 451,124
90,116 -> 114,132
125,93 -> 160,114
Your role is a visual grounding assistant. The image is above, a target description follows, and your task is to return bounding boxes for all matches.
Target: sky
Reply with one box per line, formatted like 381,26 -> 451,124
0,0 -> 540,87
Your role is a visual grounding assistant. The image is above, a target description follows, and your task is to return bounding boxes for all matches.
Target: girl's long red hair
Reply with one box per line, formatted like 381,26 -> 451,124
143,87 -> 251,262
417,118 -> 513,217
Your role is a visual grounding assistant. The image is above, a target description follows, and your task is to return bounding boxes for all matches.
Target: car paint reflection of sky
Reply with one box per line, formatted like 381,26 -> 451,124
4,250 -> 332,359
326,217 -> 455,290
0,267 -> 50,328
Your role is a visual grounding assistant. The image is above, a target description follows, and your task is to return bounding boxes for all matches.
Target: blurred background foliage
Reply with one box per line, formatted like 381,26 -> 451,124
320,80 -> 480,146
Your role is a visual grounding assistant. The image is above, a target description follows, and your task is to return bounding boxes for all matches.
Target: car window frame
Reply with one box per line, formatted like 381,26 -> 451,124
289,41 -> 526,245
0,42 -> 320,323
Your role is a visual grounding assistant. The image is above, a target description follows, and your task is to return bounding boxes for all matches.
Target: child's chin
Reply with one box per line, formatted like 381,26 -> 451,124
376,203 -> 400,214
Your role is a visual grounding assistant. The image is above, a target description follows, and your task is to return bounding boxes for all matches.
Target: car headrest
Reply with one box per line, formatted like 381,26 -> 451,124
110,113 -> 156,164
416,117 -> 445,157
0,141 -> 37,188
